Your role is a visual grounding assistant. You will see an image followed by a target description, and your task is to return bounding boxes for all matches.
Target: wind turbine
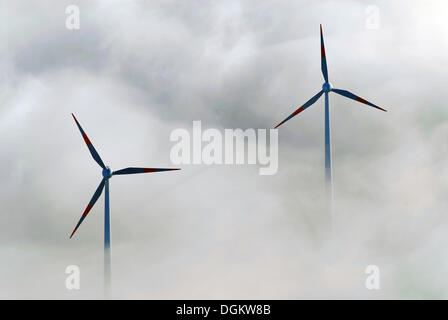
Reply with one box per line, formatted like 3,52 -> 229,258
274,25 -> 387,227
69,114 -> 180,294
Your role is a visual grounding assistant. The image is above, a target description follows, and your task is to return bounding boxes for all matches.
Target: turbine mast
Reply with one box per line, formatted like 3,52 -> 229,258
104,179 -> 111,297
324,92 -> 334,230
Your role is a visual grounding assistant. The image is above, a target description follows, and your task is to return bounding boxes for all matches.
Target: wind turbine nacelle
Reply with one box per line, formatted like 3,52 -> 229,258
102,167 -> 112,179
322,82 -> 333,92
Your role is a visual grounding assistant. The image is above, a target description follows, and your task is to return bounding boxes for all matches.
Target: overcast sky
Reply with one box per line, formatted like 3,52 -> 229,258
1,0 -> 448,299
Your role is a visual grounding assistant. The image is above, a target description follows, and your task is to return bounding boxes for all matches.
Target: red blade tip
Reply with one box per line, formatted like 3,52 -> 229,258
69,228 -> 77,239
71,113 -> 79,124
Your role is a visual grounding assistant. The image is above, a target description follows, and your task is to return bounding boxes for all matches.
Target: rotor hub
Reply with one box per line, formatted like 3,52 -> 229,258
102,167 -> 112,179
322,82 -> 333,92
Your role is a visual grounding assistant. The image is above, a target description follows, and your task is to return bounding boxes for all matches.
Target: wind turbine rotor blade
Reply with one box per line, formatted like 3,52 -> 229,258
70,179 -> 106,239
71,114 -> 106,169
320,24 -> 329,82
275,90 -> 324,128
332,89 -> 387,112
113,167 -> 181,176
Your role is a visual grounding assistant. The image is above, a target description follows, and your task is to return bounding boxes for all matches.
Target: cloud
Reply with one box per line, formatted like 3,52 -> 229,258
1,0 -> 448,299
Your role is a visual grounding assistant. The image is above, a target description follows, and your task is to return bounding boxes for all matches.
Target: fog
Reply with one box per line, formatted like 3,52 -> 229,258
1,0 -> 448,299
